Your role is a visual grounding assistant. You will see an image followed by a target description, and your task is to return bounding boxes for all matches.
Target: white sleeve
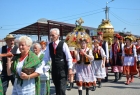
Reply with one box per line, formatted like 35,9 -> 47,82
122,47 -> 125,57
110,46 -> 113,59
63,42 -> 73,69
88,49 -> 94,61
35,63 -> 44,75
133,45 -> 137,57
0,61 -> 2,72
101,48 -> 106,58
105,42 -> 109,59
76,50 -> 80,61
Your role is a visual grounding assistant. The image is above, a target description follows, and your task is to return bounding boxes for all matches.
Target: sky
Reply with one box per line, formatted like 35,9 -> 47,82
0,0 -> 140,40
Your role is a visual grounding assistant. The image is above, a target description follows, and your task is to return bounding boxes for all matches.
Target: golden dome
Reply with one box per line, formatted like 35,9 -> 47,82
98,19 -> 114,29
97,19 -> 114,41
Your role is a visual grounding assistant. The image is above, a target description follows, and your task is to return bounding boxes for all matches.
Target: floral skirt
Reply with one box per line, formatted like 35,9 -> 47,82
75,63 -> 96,87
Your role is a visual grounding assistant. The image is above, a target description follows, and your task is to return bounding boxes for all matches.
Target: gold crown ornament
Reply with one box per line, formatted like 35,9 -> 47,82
65,18 -> 92,49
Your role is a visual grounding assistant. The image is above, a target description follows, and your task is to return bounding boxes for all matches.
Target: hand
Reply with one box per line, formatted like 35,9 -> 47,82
7,52 -> 13,62
106,59 -> 109,63
7,52 -> 13,57
20,72 -> 28,80
102,64 -> 105,68
68,69 -> 73,80
80,49 -> 86,55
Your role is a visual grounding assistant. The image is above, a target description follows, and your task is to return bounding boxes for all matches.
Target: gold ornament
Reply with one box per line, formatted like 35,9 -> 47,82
65,18 -> 92,49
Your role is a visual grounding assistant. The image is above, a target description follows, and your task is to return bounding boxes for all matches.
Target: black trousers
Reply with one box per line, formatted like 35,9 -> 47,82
52,69 -> 67,95
1,74 -> 15,95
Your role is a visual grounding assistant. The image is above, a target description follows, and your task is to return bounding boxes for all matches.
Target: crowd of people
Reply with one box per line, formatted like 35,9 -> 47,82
0,28 -> 139,95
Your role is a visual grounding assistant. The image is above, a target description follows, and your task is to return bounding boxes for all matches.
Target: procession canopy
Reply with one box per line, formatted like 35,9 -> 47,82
65,18 -> 92,49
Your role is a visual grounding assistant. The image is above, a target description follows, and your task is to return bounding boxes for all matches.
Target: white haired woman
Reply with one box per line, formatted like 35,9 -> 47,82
7,36 -> 43,95
32,43 -> 50,95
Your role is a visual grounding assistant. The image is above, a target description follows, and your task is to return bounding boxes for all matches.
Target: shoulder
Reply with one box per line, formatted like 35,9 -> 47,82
2,45 -> 7,49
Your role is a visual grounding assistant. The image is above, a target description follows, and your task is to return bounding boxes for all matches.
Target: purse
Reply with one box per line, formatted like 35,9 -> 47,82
22,68 -> 35,75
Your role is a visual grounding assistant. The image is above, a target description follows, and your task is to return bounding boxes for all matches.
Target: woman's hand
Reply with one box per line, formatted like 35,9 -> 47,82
102,63 -> 105,68
20,72 -> 29,80
80,49 -> 86,55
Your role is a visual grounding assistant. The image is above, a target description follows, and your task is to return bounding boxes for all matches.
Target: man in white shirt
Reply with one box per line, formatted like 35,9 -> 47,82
41,28 -> 73,95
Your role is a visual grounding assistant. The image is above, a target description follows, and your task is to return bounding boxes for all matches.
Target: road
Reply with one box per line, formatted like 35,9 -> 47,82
7,72 -> 140,95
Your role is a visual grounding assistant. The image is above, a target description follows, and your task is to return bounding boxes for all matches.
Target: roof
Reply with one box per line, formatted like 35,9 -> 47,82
10,19 -> 96,36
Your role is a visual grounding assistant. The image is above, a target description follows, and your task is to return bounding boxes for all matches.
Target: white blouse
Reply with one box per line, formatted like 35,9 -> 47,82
93,46 -> 106,58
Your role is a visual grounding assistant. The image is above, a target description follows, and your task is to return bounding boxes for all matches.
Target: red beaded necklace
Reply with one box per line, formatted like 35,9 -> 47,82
19,53 -> 29,62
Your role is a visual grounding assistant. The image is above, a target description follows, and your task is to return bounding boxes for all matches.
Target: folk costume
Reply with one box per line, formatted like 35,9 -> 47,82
11,51 -> 43,95
136,38 -> 140,78
110,34 -> 124,82
42,40 -> 73,95
92,44 -> 106,88
122,36 -> 138,85
75,45 -> 96,95
97,32 -> 109,82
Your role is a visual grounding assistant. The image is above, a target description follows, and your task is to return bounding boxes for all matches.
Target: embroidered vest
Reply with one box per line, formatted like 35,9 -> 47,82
93,47 -> 102,60
77,50 -> 90,64
124,45 -> 134,56
136,45 -> 140,55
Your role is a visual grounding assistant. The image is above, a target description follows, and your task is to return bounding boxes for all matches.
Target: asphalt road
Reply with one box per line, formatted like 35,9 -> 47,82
7,72 -> 140,95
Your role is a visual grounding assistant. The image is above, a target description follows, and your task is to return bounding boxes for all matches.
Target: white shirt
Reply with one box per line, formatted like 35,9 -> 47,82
41,39 -> 73,69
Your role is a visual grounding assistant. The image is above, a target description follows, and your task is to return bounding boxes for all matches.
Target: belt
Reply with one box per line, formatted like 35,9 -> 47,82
125,54 -> 133,56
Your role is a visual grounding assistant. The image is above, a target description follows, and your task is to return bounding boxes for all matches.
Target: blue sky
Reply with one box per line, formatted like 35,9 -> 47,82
0,0 -> 140,40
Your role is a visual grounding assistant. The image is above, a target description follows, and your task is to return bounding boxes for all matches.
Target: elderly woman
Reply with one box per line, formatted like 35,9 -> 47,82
92,39 -> 106,89
122,36 -> 138,85
6,36 -> 43,95
75,38 -> 96,95
32,43 -> 50,95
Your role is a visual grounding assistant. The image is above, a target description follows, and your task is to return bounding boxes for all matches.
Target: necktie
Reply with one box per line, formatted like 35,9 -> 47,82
7,47 -> 11,52
53,42 -> 57,54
